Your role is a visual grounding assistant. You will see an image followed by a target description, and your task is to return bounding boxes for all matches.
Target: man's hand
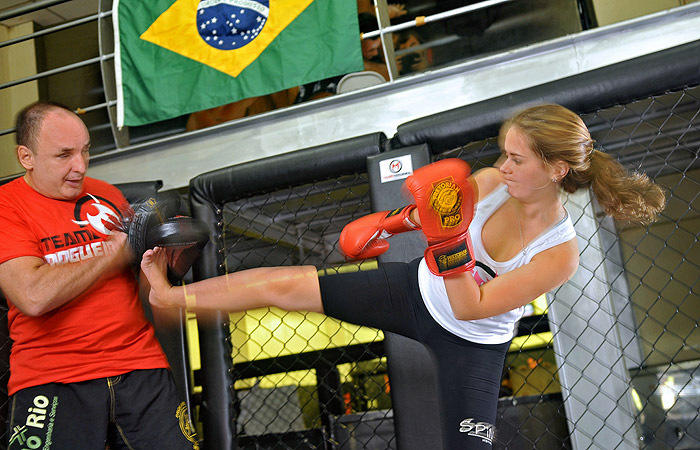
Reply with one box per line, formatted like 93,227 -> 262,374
102,230 -> 135,275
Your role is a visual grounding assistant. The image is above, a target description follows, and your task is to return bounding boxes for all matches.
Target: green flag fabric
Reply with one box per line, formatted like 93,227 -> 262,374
114,0 -> 364,127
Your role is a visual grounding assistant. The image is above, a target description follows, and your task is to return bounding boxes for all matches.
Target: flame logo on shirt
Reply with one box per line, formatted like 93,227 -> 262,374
72,194 -> 122,235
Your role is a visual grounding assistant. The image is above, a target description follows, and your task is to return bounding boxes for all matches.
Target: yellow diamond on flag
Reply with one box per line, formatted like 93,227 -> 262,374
140,0 -> 314,78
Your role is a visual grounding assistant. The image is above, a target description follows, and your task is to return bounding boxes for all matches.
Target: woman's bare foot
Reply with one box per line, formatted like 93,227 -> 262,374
141,247 -> 178,308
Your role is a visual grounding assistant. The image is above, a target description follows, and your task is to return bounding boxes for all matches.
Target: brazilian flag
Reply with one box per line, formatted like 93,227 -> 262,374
114,0 -> 364,127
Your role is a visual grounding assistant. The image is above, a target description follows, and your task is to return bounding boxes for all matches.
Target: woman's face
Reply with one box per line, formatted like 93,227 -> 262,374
498,126 -> 556,197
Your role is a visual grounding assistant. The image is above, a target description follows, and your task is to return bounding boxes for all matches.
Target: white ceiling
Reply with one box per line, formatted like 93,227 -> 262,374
0,0 -> 97,27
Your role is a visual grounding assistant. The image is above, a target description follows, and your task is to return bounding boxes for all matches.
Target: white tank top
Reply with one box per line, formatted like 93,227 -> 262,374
418,184 -> 577,344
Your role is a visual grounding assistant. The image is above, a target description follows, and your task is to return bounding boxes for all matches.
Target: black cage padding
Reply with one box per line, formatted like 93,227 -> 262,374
113,180 -> 163,203
391,39 -> 700,153
188,132 -> 386,450
191,132 -> 387,206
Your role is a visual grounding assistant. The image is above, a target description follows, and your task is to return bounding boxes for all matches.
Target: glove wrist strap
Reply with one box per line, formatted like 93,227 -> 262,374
424,230 -> 475,276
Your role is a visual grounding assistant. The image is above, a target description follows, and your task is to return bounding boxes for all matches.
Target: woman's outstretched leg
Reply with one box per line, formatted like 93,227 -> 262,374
141,247 -> 323,313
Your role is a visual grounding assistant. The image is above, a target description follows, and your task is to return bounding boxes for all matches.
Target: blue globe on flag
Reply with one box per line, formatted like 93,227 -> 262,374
196,0 -> 269,50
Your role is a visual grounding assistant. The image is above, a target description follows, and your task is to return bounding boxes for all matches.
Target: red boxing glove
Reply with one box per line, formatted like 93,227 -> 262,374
405,158 -> 476,276
340,205 -> 421,259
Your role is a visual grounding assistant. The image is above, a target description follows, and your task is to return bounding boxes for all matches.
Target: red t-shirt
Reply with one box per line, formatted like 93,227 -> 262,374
0,177 -> 169,395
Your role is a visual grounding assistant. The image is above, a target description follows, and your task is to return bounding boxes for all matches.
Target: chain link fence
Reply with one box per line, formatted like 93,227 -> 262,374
204,84 -> 699,449
218,172 -> 393,449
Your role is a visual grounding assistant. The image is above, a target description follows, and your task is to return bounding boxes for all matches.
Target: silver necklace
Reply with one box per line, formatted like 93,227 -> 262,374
517,214 -> 526,256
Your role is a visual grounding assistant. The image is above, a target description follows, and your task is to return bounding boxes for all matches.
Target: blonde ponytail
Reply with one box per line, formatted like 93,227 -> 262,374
584,149 -> 666,224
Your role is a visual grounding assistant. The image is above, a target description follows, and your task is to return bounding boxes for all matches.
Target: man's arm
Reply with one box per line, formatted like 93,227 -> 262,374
0,232 -> 132,317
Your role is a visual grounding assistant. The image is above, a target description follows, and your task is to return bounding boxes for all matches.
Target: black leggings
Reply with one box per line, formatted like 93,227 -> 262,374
320,259 -> 510,449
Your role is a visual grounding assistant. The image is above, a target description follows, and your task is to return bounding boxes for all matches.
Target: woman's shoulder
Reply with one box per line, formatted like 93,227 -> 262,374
472,167 -> 503,201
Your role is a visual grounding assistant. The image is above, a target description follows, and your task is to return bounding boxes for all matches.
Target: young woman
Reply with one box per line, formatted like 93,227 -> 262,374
141,104 -> 665,449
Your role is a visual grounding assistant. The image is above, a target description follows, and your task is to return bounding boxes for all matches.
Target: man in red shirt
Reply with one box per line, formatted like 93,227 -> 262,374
0,101 -> 198,449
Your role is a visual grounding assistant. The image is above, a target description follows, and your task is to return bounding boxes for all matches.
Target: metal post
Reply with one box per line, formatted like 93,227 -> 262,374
549,189 -> 640,450
366,145 -> 443,449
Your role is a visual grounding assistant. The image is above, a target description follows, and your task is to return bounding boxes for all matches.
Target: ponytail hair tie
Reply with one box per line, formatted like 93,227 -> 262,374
587,147 -> 597,162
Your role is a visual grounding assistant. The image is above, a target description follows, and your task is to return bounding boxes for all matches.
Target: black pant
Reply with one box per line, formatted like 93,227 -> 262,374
8,368 -> 198,450
320,259 -> 510,449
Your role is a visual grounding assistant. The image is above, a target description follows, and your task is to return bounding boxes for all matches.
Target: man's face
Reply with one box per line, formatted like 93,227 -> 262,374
19,109 -> 91,200
361,37 -> 382,60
